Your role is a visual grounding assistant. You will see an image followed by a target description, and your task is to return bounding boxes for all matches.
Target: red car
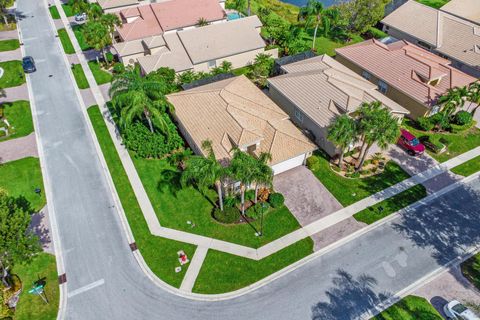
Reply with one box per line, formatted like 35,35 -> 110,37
398,129 -> 425,156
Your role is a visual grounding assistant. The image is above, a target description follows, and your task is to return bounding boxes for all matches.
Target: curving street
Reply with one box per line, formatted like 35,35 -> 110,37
16,0 -> 480,319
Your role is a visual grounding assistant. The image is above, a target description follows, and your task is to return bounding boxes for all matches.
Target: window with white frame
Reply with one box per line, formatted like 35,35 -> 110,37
207,60 -> 217,68
361,70 -> 371,80
378,80 -> 388,94
294,108 -> 304,123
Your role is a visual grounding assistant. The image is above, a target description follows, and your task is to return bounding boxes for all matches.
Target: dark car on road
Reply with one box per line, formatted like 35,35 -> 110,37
398,129 -> 425,156
22,56 -> 36,73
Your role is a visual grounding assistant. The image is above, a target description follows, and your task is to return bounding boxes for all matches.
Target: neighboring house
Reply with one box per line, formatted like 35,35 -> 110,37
112,0 -> 273,74
335,39 -> 477,119
381,0 -> 480,77
98,0 -> 226,13
440,0 -> 480,25
268,55 -> 409,156
166,75 -> 317,175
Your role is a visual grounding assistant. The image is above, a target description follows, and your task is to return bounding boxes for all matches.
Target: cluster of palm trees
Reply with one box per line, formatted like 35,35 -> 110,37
182,140 -> 273,217
328,101 -> 400,172
438,81 -> 480,117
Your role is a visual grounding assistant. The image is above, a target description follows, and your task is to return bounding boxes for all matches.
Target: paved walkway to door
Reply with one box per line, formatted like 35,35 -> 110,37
273,166 -> 343,226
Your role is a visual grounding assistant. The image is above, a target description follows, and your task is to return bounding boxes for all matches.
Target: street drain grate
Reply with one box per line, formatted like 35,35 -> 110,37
58,273 -> 67,284
129,242 -> 138,251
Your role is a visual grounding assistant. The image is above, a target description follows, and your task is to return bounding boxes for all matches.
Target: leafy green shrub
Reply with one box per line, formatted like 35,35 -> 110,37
366,26 -> 388,39
454,111 -> 473,126
213,206 -> 241,224
451,121 -> 476,134
245,189 -> 255,201
246,202 -> 270,220
306,156 -> 319,169
112,62 -> 125,74
430,113 -> 451,130
105,52 -> 114,63
417,116 -> 434,131
268,192 -> 284,208
224,195 -> 240,208
122,118 -> 183,158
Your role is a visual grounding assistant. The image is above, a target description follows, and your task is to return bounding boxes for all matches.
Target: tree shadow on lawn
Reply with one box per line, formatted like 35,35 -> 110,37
392,177 -> 480,271
311,269 -> 392,320
156,167 -> 182,195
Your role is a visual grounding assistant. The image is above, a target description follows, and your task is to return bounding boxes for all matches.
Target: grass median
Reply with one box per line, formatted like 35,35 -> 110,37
48,5 -> 60,19
71,64 -> 89,89
353,184 -> 428,224
87,105 -> 196,288
58,28 -> 75,54
451,155 -> 480,177
372,295 -> 443,319
308,151 -> 411,206
0,38 -> 19,52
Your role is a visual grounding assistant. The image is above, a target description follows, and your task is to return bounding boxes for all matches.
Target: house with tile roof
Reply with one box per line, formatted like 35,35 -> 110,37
111,0 -> 273,74
98,0 -> 226,13
335,39 -> 477,119
268,54 -> 409,156
381,0 -> 480,78
166,75 -> 317,174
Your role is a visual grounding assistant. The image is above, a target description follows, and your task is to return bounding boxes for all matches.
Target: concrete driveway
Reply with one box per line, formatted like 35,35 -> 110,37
273,166 -> 343,226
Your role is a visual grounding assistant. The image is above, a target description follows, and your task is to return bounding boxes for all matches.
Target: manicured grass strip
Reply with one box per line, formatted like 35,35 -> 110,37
451,155 -> 480,177
0,100 -> 34,140
0,60 -> 25,88
0,157 -> 46,211
133,155 -> 303,248
461,253 -> 480,291
354,184 -> 428,224
87,105 -> 195,288
372,295 -> 443,320
416,0 -> 449,8
88,61 -> 112,85
71,64 -> 89,89
0,38 -> 19,52
72,24 -> 92,51
48,5 -> 61,19
13,253 -> 59,320
57,28 -> 75,54
308,152 -> 411,206
193,237 -> 314,294
403,119 -> 480,163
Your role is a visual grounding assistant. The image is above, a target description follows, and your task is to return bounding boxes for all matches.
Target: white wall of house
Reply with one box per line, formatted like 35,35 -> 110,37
271,153 -> 309,175
193,48 -> 265,72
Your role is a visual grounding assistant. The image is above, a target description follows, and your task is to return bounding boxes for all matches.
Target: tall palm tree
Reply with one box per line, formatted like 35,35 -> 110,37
228,149 -> 256,216
467,81 -> 480,110
82,21 -> 111,62
251,152 -> 273,204
181,140 -> 226,211
327,114 -> 358,167
437,86 -> 469,116
87,3 -> 103,20
109,68 -> 170,133
297,0 -> 324,50
356,102 -> 400,171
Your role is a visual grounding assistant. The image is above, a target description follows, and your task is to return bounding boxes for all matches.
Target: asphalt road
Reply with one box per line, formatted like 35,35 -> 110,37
16,0 -> 480,319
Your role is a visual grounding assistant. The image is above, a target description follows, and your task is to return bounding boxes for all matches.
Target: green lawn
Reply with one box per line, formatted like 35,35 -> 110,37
71,64 -> 89,89
193,237 -> 313,294
57,28 -> 75,54
61,3 -> 78,17
372,295 -> 443,320
88,61 -> 112,85
403,119 -> 480,163
0,100 -> 34,140
0,60 -> 25,88
247,0 -> 299,24
461,253 -> 480,291
48,5 -> 60,19
87,105 -> 196,288
451,155 -> 480,177
416,0 -> 449,8
0,157 -> 46,211
13,253 -> 59,320
72,24 -> 92,51
354,184 -> 427,224
0,38 -> 19,52
133,156 -> 303,248
308,152 -> 411,207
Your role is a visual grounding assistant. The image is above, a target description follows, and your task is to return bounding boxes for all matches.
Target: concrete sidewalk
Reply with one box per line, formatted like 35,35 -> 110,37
0,132 -> 38,163
0,47 -> 22,61
0,84 -> 29,102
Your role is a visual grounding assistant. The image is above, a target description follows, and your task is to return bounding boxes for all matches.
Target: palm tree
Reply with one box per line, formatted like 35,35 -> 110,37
251,152 -> 273,204
181,140 -> 225,211
356,102 -> 400,171
228,149 -> 256,216
232,0 -> 246,14
327,114 -> 358,167
467,81 -> 480,110
87,3 -> 103,20
321,7 -> 340,37
109,68 -> 170,133
438,86 -> 469,116
297,0 -> 324,50
197,17 -> 209,27
70,0 -> 89,15
82,21 -> 111,62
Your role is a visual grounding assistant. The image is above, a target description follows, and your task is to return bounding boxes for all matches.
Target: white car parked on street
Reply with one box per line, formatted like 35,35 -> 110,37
444,300 -> 480,320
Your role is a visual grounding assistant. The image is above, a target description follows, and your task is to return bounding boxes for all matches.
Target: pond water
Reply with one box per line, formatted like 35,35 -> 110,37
280,0 -> 341,8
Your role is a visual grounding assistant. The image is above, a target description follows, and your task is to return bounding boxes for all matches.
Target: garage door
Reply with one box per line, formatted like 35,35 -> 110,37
271,154 -> 306,175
